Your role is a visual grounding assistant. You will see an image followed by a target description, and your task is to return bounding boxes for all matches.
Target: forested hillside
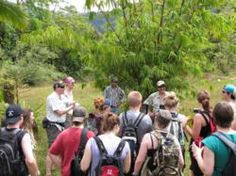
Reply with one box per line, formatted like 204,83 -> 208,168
0,0 -> 235,103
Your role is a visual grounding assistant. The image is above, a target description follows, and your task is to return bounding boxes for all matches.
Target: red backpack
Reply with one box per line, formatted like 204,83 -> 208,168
94,137 -> 125,176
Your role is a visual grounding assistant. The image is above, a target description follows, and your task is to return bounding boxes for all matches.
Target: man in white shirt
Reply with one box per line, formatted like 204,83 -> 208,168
45,81 -> 75,176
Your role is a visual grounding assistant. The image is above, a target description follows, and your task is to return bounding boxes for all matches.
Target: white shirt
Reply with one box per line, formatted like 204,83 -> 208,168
46,92 -> 67,123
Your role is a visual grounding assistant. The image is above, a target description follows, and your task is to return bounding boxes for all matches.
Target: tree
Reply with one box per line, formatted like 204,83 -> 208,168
0,0 -> 28,28
85,0 -> 235,97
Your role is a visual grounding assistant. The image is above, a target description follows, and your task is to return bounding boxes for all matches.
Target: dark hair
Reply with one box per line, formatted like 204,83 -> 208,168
197,90 -> 210,103
102,113 -> 120,132
213,102 -> 234,128
197,90 -> 210,111
53,81 -> 65,90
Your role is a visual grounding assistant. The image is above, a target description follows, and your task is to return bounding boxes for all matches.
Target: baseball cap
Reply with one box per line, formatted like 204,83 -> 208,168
223,84 -> 235,94
72,106 -> 86,123
157,80 -> 166,87
64,76 -> 75,84
5,104 -> 24,124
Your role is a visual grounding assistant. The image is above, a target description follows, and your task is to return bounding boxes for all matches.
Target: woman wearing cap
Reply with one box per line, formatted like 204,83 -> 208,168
184,90 -> 214,176
133,109 -> 184,176
221,84 -> 236,130
192,102 -> 236,176
80,112 -> 131,175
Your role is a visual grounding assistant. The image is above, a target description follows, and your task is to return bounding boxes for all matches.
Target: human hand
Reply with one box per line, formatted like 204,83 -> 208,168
191,142 -> 203,159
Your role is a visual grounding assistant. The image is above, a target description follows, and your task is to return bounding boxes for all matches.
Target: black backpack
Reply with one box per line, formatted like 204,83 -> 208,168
70,128 -> 89,176
94,137 -> 125,176
213,132 -> 236,176
121,112 -> 145,174
0,127 -> 27,176
122,112 -> 145,156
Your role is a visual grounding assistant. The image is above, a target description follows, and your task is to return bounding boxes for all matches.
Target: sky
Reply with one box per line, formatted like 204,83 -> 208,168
63,0 -> 87,12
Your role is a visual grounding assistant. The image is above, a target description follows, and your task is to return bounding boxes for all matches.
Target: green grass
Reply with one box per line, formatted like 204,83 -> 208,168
16,71 -> 236,175
19,82 -> 102,175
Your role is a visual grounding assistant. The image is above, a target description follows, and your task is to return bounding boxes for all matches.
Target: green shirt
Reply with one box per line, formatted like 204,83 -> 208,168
203,132 -> 236,176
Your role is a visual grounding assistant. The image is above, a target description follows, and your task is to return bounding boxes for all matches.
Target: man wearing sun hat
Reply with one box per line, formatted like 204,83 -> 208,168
143,80 -> 169,116
49,106 -> 94,176
0,104 -> 39,176
222,84 -> 236,130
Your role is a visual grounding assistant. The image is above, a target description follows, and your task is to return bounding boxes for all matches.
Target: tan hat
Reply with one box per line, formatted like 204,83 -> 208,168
157,80 -> 166,87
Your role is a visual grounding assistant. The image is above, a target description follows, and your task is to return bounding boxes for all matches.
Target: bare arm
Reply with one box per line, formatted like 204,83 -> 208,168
80,141 -> 92,171
192,143 -> 214,176
185,114 -> 203,139
49,153 -> 61,168
134,135 -> 149,175
21,133 -> 39,176
124,150 -> 131,173
54,104 -> 74,116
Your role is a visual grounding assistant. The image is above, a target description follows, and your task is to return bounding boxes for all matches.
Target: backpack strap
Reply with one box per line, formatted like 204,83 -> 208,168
122,111 -> 128,127
213,132 -> 236,155
75,128 -> 88,156
200,111 -> 210,126
94,136 -> 108,156
133,112 -> 145,128
113,140 -> 126,157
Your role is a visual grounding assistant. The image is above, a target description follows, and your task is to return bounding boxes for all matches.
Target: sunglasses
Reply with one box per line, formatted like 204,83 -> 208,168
58,85 -> 65,89
222,90 -> 226,94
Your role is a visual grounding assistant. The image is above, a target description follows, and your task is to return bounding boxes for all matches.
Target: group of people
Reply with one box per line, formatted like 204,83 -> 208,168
0,76 -> 236,176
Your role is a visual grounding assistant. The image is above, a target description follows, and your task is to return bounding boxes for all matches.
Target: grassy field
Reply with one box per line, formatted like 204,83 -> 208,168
17,72 -> 236,176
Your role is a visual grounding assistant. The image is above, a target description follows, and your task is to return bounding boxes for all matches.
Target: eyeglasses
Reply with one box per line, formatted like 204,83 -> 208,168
58,85 -> 65,89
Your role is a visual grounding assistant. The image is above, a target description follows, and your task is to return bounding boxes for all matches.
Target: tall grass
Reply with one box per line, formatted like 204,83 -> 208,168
14,72 -> 236,175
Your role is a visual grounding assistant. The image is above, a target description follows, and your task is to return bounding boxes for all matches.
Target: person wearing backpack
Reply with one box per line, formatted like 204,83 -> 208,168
163,92 -> 188,168
184,90 -> 216,176
119,91 -> 153,175
192,101 -> 236,176
133,109 -> 184,176
80,112 -> 131,176
0,104 -> 39,176
49,106 -> 94,176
